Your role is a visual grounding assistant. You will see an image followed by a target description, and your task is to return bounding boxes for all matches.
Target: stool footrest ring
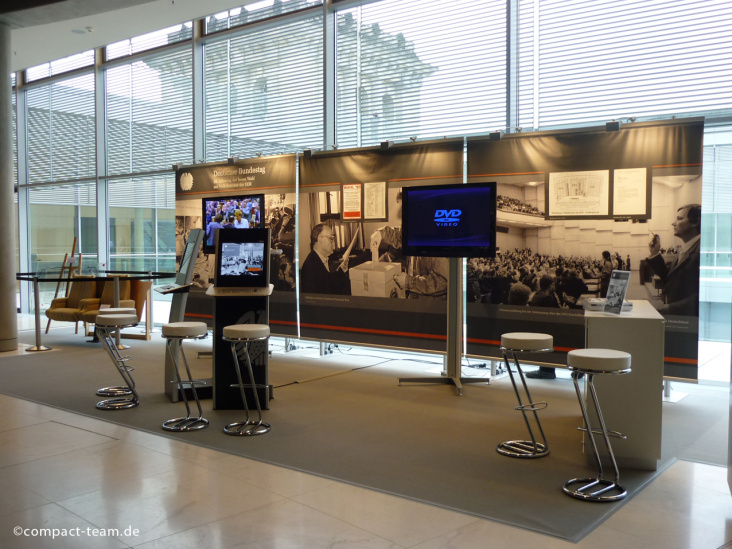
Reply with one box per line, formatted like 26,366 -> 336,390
162,416 -> 209,432
96,397 -> 138,410
224,421 -> 271,436
577,426 -> 626,439
496,440 -> 549,458
514,401 -> 547,412
562,477 -> 627,502
96,386 -> 132,397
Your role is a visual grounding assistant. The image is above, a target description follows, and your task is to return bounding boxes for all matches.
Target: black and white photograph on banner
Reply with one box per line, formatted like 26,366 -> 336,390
265,193 -> 296,292
298,187 -> 449,300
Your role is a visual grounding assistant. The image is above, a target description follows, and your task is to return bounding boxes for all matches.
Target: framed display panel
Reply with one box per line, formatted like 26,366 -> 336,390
214,228 -> 271,288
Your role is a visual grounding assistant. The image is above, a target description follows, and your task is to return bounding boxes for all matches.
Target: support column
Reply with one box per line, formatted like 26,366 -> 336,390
0,23 -> 18,351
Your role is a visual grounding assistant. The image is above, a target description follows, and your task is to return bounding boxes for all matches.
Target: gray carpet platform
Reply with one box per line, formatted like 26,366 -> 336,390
4,328 -> 722,542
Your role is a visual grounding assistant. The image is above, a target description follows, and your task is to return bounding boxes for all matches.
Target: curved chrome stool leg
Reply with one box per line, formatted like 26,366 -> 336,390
563,370 -> 627,502
496,346 -> 552,458
223,336 -> 271,436
96,324 -> 139,410
95,334 -> 133,396
162,336 -> 209,432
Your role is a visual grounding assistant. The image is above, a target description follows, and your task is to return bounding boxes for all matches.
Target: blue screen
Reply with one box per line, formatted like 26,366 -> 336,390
402,183 -> 496,257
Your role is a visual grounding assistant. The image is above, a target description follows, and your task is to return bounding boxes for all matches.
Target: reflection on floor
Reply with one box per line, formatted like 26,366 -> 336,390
3,316 -> 732,548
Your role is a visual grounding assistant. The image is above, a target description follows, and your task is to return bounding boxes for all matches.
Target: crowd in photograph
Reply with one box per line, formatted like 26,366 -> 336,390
466,248 -> 628,307
497,195 -> 545,217
204,197 -> 262,229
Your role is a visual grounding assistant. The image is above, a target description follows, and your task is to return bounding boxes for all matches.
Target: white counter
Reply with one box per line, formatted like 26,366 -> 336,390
583,300 -> 665,470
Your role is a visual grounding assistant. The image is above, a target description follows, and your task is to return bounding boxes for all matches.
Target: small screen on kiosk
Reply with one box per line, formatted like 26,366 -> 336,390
214,228 -> 270,288
202,193 -> 264,254
401,182 -> 497,258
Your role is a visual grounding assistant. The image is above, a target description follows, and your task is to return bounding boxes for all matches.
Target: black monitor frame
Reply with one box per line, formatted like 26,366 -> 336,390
401,182 -> 497,258
214,228 -> 271,288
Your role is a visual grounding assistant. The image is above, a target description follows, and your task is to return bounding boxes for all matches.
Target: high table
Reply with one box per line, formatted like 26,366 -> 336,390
583,300 -> 665,471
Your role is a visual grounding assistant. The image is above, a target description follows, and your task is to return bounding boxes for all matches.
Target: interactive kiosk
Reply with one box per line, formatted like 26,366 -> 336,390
159,229 -> 206,402
206,228 -> 274,409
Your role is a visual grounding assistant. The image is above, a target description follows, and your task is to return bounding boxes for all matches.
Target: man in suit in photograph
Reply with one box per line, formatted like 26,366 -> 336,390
300,223 -> 350,295
646,203 -> 701,316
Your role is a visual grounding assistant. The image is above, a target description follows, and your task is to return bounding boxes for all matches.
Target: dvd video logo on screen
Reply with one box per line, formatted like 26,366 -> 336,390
434,209 -> 461,227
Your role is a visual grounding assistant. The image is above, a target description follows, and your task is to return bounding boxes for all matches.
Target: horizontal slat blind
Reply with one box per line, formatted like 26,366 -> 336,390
704,145 -> 732,214
107,174 -> 176,209
205,0 -> 322,34
204,11 -> 324,161
335,0 -> 507,148
106,48 -> 193,174
520,0 -> 732,129
28,182 -> 96,206
26,50 -> 95,82
26,72 -> 96,184
106,23 -> 193,61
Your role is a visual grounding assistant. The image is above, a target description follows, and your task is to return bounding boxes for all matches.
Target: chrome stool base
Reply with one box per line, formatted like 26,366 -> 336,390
163,416 -> 210,432
563,477 -> 627,502
497,440 -> 549,458
498,333 -> 554,459
161,322 -> 210,433
224,421 -> 271,436
97,397 -> 138,410
96,385 -> 132,397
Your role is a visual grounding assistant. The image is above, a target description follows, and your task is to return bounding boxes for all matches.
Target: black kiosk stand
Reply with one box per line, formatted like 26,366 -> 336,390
206,228 -> 274,410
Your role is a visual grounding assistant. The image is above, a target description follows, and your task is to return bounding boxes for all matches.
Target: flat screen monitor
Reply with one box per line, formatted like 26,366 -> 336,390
401,182 -> 497,258
214,228 -> 270,288
175,228 -> 203,285
202,193 -> 265,254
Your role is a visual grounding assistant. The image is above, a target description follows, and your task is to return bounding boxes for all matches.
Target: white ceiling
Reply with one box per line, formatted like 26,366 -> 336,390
6,0 -> 264,73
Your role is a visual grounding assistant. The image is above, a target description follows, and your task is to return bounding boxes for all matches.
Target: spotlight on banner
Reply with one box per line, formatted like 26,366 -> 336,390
303,148 -> 313,158
489,131 -> 503,141
606,120 -> 621,132
227,156 -> 238,165
171,163 -> 180,171
381,140 -> 394,150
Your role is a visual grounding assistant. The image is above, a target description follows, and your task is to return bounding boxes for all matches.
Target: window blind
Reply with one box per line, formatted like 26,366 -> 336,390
26,72 -> 96,184
106,47 -> 193,174
107,174 -> 176,209
335,0 -> 507,148
518,0 -> 732,129
106,23 -> 193,61
26,50 -> 95,82
204,0 -> 322,34
203,11 -> 324,161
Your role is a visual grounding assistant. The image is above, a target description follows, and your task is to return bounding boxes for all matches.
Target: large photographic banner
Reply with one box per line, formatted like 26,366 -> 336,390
466,119 -> 704,379
298,140 -> 463,350
174,155 -> 298,336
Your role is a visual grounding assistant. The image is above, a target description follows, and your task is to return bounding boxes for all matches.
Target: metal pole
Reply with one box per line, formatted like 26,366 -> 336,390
27,277 -> 51,351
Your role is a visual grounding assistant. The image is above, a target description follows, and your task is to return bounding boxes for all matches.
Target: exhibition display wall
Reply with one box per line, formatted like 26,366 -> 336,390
173,119 -> 704,380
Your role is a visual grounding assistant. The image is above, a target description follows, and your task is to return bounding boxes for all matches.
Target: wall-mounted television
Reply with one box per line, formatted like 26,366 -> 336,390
214,228 -> 271,288
401,182 -> 497,258
202,193 -> 265,254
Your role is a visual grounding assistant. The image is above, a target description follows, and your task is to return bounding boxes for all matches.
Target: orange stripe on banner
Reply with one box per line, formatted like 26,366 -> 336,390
652,163 -> 702,168
467,338 -> 578,354
664,356 -> 698,365
467,172 -> 545,178
186,312 -> 213,319
343,213 -> 361,219
301,322 -> 445,340
388,175 -> 463,182
300,182 -> 340,187
270,320 -> 297,326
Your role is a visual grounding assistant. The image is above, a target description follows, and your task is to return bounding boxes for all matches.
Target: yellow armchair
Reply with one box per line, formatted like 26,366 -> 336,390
44,276 -> 97,333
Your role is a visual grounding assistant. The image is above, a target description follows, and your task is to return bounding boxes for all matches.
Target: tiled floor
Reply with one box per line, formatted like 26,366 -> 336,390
0,394 -> 729,549
2,316 -> 732,548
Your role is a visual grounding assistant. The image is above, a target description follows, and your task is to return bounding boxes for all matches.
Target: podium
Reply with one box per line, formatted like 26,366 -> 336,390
207,285 -> 274,409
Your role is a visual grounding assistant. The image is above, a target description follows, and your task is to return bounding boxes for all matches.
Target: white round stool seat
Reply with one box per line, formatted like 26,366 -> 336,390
567,348 -> 631,373
223,324 -> 270,340
162,322 -> 208,339
501,332 -> 553,352
95,313 -> 138,327
97,307 -> 137,316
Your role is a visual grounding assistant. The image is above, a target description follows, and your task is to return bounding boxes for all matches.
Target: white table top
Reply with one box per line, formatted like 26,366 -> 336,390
584,299 -> 665,321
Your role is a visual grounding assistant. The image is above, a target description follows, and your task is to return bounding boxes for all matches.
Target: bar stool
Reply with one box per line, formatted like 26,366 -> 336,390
563,348 -> 631,502
222,324 -> 271,436
94,308 -> 138,398
161,322 -> 210,432
96,312 -> 140,410
498,332 -> 554,458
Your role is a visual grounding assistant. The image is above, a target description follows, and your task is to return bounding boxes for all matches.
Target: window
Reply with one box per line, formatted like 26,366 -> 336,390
204,10 -> 323,160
